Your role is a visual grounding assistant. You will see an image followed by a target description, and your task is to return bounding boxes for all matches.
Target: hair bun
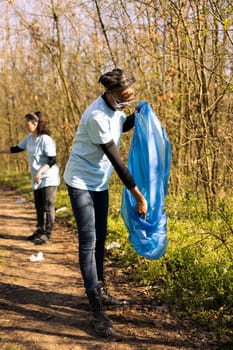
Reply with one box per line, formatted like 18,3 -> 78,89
98,68 -> 136,91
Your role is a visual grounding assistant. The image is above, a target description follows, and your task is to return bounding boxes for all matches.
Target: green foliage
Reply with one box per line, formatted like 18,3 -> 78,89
4,345 -> 24,350
163,249 -> 233,311
107,192 -> 233,341
107,211 -> 233,319
106,216 -> 141,267
0,170 -> 33,200
55,189 -> 71,209
54,188 -> 75,227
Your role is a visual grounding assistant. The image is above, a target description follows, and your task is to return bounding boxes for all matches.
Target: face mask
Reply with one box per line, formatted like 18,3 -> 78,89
111,94 -> 136,110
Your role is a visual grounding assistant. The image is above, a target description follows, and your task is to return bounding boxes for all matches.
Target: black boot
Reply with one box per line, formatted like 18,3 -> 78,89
27,228 -> 42,241
86,288 -> 115,337
98,281 -> 128,308
33,231 -> 50,245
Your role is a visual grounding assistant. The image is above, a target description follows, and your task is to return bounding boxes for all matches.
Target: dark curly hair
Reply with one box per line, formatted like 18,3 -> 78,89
98,68 -> 136,91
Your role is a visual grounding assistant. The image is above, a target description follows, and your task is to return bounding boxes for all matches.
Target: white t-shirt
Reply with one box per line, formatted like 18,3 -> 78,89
18,134 -> 60,190
64,96 -> 126,191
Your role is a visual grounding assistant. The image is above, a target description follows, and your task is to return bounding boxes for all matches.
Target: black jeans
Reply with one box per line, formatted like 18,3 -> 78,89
67,185 -> 108,291
33,186 -> 57,235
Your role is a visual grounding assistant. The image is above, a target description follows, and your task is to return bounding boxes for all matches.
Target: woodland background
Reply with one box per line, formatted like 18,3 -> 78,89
0,0 -> 233,344
0,0 -> 233,215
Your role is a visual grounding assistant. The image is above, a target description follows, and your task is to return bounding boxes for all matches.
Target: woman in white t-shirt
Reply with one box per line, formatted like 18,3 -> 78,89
64,68 -> 147,337
0,111 -> 60,245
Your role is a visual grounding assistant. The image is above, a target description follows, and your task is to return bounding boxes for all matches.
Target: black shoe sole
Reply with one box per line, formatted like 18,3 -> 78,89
27,233 -> 41,241
33,234 -> 50,245
33,239 -> 49,245
93,324 -> 115,337
102,302 -> 129,310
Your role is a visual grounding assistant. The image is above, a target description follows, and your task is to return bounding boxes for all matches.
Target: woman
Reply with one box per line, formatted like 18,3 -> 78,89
0,111 -> 60,245
64,68 -> 147,337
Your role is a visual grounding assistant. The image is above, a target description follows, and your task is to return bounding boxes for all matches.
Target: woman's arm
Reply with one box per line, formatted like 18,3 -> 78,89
34,156 -> 57,184
122,113 -> 135,132
100,140 -> 147,218
101,140 -> 135,189
0,146 -> 25,154
0,148 -> 11,154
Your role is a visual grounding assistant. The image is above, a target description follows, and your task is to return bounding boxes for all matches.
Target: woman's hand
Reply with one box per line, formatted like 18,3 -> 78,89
130,186 -> 148,220
34,171 -> 42,184
135,197 -> 148,220
34,164 -> 50,184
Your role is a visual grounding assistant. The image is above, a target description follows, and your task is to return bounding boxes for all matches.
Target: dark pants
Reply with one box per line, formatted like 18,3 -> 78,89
67,185 -> 108,291
33,186 -> 57,235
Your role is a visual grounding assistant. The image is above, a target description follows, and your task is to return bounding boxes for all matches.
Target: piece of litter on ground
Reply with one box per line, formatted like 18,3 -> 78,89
56,206 -> 67,213
29,252 -> 44,262
15,199 -> 27,204
106,242 -> 121,250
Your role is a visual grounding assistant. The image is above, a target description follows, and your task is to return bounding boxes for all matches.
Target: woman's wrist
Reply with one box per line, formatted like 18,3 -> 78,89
130,186 -> 144,202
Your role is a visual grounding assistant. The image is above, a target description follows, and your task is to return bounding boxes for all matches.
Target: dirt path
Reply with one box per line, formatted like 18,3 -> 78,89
0,184 -> 218,350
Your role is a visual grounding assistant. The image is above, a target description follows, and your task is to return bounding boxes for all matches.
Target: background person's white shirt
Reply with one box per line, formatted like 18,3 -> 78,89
18,134 -> 60,190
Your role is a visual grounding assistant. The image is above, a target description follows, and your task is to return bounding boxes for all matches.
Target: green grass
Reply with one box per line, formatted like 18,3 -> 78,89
4,345 -> 25,350
106,193 -> 233,343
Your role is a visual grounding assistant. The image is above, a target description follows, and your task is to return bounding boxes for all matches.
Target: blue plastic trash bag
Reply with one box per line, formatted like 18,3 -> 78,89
121,101 -> 172,260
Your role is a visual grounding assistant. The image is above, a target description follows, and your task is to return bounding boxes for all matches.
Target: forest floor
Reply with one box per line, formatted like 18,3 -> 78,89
0,184 -> 224,350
